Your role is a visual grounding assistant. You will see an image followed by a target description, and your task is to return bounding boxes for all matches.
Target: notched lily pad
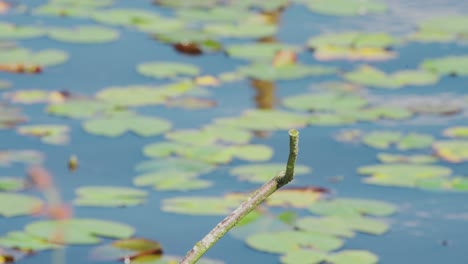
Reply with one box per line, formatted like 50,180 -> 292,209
433,140 -> 468,163
74,186 -> 148,207
47,26 -> 119,43
283,92 -> 368,112
134,172 -> 212,191
377,153 -> 437,164
0,150 -> 44,167
165,125 -> 253,146
443,127 -> 468,138
0,177 -> 25,191
238,63 -> 336,81
137,62 -> 200,79
161,195 -> 245,215
0,231 -> 59,251
226,43 -> 300,62
308,198 -> 396,217
47,100 -> 116,119
215,110 -> 309,131
421,55 -> 468,76
266,187 -> 324,208
90,238 -> 162,261
301,0 -> 387,16
17,125 -> 70,145
0,193 -> 43,218
362,131 -> 434,150
281,249 -> 378,264
0,23 -> 44,39
230,163 -> 311,183
5,90 -> 69,104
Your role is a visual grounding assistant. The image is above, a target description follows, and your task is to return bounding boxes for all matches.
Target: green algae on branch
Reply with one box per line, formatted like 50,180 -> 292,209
179,129 -> 299,264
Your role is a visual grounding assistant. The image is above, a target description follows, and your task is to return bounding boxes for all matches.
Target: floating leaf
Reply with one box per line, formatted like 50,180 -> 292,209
412,15 -> 468,42
91,238 -> 162,261
313,45 -> 395,61
134,172 -> 212,191
0,48 -> 68,68
92,9 -> 161,27
204,22 -> 277,39
165,125 -> 252,146
230,163 -> 311,183
5,90 -> 68,104
25,218 -> 135,245
165,97 -> 217,109
226,43 -> 300,62
362,131 -> 433,150
246,230 -> 343,254
17,125 -> 69,145
0,177 -> 24,191
137,62 -> 200,79
48,26 -> 119,43
433,140 -> 468,163
0,193 -> 42,218
176,7 -> 251,22
0,231 -> 59,251
266,187 -> 323,208
83,113 -> 171,138
421,55 -> 468,76
308,198 -> 397,217
230,0 -> 289,11
134,158 -> 215,177
0,105 -> 27,129
300,0 -> 387,16
344,66 -> 439,88
443,127 -> 468,138
156,30 -> 222,53
132,255 -> 223,264
215,110 -> 309,131
33,4 -> 97,18
309,32 -> 398,49
74,186 -> 148,207
358,164 -> 452,187
239,63 -> 336,81
283,92 -> 368,112
161,195 -> 244,215
0,150 -> 43,167
154,0 -> 218,8
281,249 -> 378,264
47,100 -> 116,119
377,153 -> 437,164
96,81 -> 194,107
0,23 -> 44,39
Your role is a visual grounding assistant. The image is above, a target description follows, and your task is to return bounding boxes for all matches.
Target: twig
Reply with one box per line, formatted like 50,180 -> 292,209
179,129 -> 299,264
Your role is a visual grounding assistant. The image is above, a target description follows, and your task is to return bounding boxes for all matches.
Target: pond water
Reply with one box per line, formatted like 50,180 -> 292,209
1,0 -> 468,264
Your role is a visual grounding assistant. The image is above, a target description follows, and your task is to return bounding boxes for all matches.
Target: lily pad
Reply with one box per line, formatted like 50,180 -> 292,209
47,100 -> 116,119
33,4 -> 97,18
0,177 -> 24,191
90,238 -> 162,261
230,163 -> 311,183
0,23 -> 44,39
344,66 -> 439,88
0,231 -> 59,251
96,81 -> 194,107
281,249 -> 378,264
226,43 -> 300,62
134,172 -> 212,191
47,26 -> 119,43
421,55 -> 468,76
83,113 -> 171,138
245,230 -> 343,254
154,0 -> 218,8
358,163 -> 452,187
17,125 -> 69,145
156,30 -> 222,53
165,97 -> 217,109
308,32 -> 398,49
0,105 -> 27,129
433,140 -> 468,163
165,125 -> 252,146
283,92 -> 368,112
25,218 -> 135,245
238,63 -> 336,81
134,158 -> 215,177
313,45 -> 395,61
176,7 -> 252,22
137,62 -> 200,79
266,187 -> 323,208
92,9 -> 162,27
214,110 -> 309,131
74,186 -> 148,207
0,193 -> 42,218
204,22 -> 277,39
308,198 -> 396,217
300,0 -> 387,16
377,153 -> 438,164
0,48 -> 68,68
0,150 -> 43,167
414,15 -> 468,42
161,195 -> 245,215
362,131 -> 433,150
5,90 -> 69,104
443,127 -> 468,138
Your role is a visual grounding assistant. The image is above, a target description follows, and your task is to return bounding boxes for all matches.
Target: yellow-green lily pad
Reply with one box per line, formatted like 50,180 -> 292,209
0,193 -> 43,218
0,23 -> 44,40
443,126 -> 468,138
421,55 -> 468,76
229,163 -> 311,183
47,26 -> 119,43
433,140 -> 468,163
17,125 -> 69,145
308,198 -> 396,217
238,62 -> 336,81
137,62 -> 200,79
300,0 -> 387,16
74,186 -> 148,207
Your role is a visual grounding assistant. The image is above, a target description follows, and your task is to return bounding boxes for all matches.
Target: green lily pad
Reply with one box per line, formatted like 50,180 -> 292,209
377,153 -> 438,164
0,48 -> 68,67
176,7 -> 251,22
308,113 -> 356,126
0,23 -> 44,39
230,0 -> 289,11
134,171 -> 212,191
296,217 -> 355,238
266,187 -> 323,208
33,4 -> 97,18
344,65 -> 439,88
0,105 -> 27,129
143,142 -> 272,164
165,97 -> 217,109
281,249 -> 378,264
47,26 -> 119,43
0,231 -> 59,251
132,255 -> 223,264
156,30 -> 222,53
161,195 -> 245,215
300,0 -> 387,16
47,100 -> 117,119
416,15 -> 468,42
96,81 -> 194,107
134,18 -> 186,34
0,177 -> 24,191
280,249 -> 327,264
362,131 -> 433,150
204,22 -> 277,39
283,92 -> 368,112
134,158 -> 215,177
238,62 -> 336,81
230,163 -> 311,183
312,45 -> 395,61
165,125 -> 252,146
358,164 -> 452,187
83,113 -> 171,138
5,90 -> 67,104
421,55 -> 468,76
92,9 -> 162,27
74,186 -> 148,207
17,125 -> 69,145
416,176 -> 468,192
245,230 -> 343,254
308,32 -> 398,49
90,238 -> 162,261
443,126 -> 468,138
433,140 -> 468,163
0,193 -> 43,218
231,211 -> 293,240
226,43 -> 300,62
137,62 -> 200,79
25,218 -> 135,245
340,106 -> 413,121
154,0 -> 218,8
308,198 -> 397,217
0,150 -> 44,167
215,110 -> 309,131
